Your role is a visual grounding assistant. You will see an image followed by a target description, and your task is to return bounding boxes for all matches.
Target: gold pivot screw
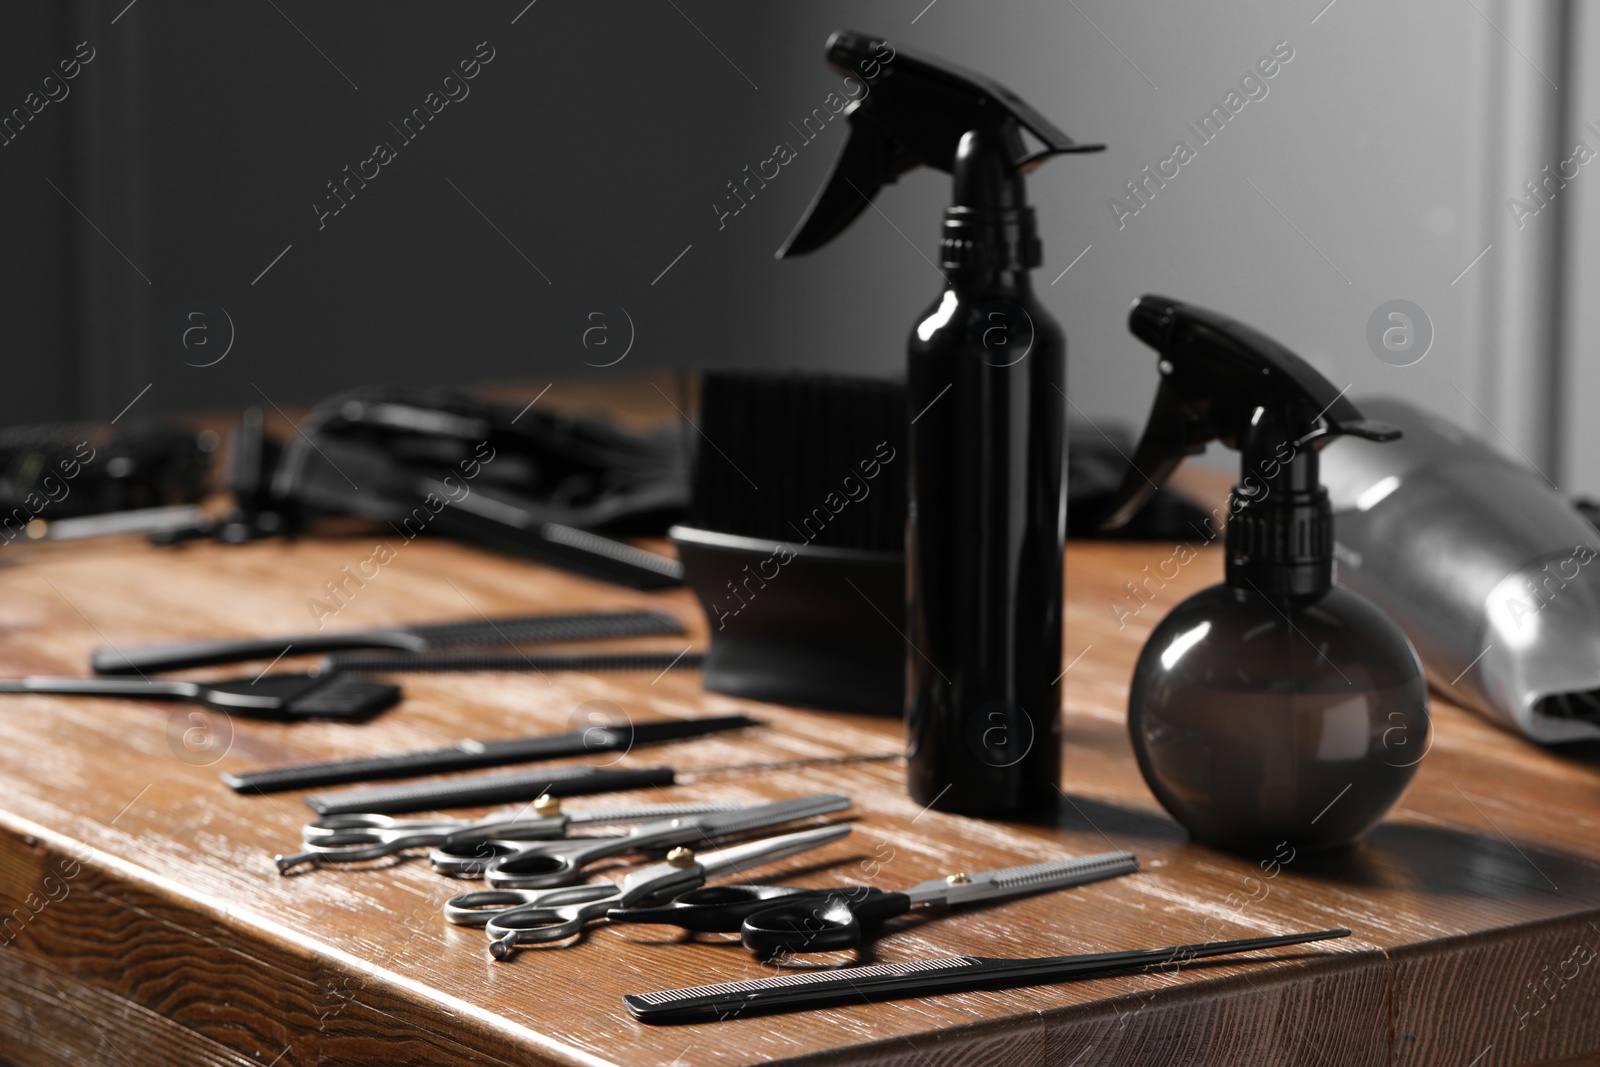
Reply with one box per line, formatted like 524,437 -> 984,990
533,794 -> 561,817
946,872 -> 971,885
666,847 -> 696,869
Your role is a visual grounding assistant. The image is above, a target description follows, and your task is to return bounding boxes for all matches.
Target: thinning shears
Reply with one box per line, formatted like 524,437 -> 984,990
275,796 -> 736,874
607,850 -> 1139,954
434,793 -> 852,888
444,824 -> 853,959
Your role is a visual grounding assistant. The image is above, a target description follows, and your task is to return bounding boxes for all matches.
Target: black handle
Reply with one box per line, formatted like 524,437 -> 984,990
219,741 -> 552,794
426,497 -> 683,590
301,766 -> 678,815
405,610 -> 685,646
91,631 -> 418,675
741,890 -> 910,954
93,610 -> 685,676
220,715 -> 758,794
607,885 -> 859,934
605,715 -> 763,746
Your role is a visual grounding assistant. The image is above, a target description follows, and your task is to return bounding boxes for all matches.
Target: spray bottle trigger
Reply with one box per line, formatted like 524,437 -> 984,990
1097,377 -> 1210,531
779,29 -> 1103,261
777,111 -> 913,259
1101,294 -> 1405,532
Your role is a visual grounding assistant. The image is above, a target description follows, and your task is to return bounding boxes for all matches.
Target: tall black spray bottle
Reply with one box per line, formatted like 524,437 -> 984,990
779,31 -> 1103,814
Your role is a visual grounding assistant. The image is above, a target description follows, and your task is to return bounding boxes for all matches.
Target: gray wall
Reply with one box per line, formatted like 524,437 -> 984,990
1558,3 -> 1600,497
3,0 -> 1578,487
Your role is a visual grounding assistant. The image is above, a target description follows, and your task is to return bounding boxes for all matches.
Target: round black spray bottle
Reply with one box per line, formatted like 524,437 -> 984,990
778,31 -> 1103,815
1100,296 -> 1430,851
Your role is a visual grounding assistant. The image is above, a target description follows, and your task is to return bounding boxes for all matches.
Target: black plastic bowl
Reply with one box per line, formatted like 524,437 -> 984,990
671,525 -> 904,716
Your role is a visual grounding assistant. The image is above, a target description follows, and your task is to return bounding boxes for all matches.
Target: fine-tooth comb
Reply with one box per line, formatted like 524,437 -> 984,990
629,958 -> 972,1007
624,929 -> 1352,1022
323,650 -> 703,674
89,609 -> 684,675
301,766 -> 678,815
296,754 -> 900,815
221,714 -> 761,795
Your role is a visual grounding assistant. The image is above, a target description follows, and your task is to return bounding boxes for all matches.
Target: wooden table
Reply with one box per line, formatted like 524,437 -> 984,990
1,391 -> 1599,1066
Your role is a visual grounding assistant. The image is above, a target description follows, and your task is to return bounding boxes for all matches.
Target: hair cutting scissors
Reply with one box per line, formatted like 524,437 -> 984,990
607,850 -> 1139,954
444,824 -> 852,959
275,796 -> 736,874
433,793 -> 852,888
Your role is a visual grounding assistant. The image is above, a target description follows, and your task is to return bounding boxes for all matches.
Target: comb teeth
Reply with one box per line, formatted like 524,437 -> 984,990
572,802 -> 739,823
413,610 -> 684,646
686,372 -> 906,551
540,526 -> 686,581
288,675 -> 401,718
631,956 -> 977,1005
325,651 -> 702,674
304,764 -> 612,814
994,852 -> 1138,891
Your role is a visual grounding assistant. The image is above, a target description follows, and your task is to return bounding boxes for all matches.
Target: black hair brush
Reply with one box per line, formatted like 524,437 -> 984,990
670,371 -> 906,715
0,673 -> 400,721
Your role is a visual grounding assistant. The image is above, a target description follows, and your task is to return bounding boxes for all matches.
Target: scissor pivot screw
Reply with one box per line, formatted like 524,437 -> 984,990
534,795 -> 561,817
666,847 -> 696,868
946,872 -> 971,885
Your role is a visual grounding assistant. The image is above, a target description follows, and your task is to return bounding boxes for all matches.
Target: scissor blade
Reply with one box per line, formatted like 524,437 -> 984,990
696,825 -> 852,879
689,794 -> 852,838
616,825 -> 851,907
910,851 -> 1139,906
425,817 -> 565,845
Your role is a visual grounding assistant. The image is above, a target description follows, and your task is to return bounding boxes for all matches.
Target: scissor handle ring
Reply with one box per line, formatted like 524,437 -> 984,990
275,831 -> 430,874
486,825 -> 671,887
484,896 -> 618,956
443,884 -> 616,926
325,827 -> 472,860
740,895 -> 863,955
430,838 -> 531,878
482,850 -> 588,889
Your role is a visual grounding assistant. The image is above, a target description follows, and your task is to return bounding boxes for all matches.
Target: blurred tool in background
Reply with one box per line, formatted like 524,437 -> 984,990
3,386 -> 690,589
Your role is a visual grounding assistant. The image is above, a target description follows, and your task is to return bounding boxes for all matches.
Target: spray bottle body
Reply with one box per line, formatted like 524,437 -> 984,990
905,270 -> 1065,815
1129,582 -> 1427,852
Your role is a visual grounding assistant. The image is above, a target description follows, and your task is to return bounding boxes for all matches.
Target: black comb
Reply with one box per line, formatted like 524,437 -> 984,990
294,752 -> 896,814
221,714 -> 760,794
302,766 -> 681,814
0,672 -> 400,722
324,650 -> 703,673
90,609 -> 684,675
624,928 -> 1352,1023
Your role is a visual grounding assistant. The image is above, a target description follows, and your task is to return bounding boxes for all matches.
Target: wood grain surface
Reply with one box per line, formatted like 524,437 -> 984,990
0,381 -> 1598,1066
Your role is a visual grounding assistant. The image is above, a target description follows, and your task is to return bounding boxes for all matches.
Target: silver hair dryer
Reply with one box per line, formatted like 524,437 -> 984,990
1323,398 -> 1600,743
